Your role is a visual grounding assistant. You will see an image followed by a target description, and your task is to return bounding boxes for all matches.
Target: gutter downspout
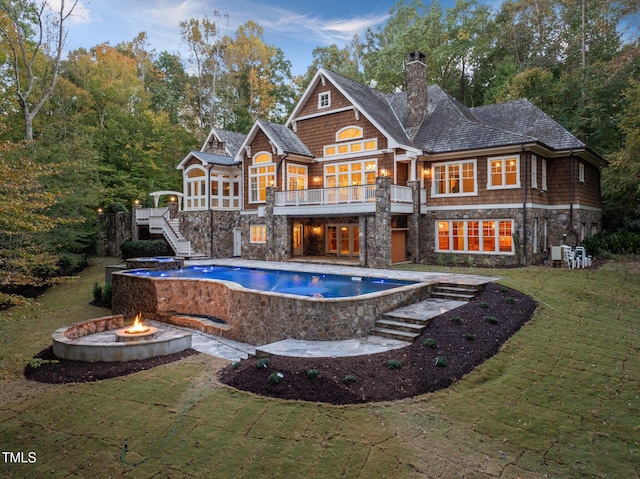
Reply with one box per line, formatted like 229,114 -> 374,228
569,151 -> 575,243
521,146 -> 528,265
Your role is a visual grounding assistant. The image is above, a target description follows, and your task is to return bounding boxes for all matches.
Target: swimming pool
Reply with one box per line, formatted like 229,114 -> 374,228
112,262 -> 434,345
126,266 -> 416,298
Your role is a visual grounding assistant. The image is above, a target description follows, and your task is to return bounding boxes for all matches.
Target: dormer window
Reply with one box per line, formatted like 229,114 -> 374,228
318,91 -> 330,109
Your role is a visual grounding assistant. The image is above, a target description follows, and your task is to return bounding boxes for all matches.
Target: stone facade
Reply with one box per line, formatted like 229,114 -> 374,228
97,211 -> 132,257
179,210 -> 239,258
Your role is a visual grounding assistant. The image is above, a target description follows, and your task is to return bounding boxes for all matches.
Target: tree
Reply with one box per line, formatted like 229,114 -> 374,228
180,12 -> 228,135
0,0 -> 78,140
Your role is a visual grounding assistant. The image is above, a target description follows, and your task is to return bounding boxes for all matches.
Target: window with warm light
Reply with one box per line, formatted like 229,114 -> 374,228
323,127 -> 377,157
436,219 -> 514,254
488,155 -> 520,189
250,225 -> 266,243
184,166 -> 207,210
336,126 -> 363,141
432,160 -> 477,196
249,152 -> 275,203
287,164 -> 307,191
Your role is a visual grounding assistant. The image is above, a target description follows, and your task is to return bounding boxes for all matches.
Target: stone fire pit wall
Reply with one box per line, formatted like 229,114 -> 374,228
111,272 -> 432,346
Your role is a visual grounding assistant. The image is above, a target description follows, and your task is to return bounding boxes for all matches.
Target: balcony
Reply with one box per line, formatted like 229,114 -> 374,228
273,184 -> 417,216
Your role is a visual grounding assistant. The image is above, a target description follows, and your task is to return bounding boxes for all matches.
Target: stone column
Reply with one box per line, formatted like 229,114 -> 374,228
265,187 -> 275,261
368,176 -> 392,268
407,180 -> 421,263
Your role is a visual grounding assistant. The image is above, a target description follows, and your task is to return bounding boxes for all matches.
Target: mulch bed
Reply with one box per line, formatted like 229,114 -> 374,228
218,283 -> 537,404
25,283 -> 536,405
24,347 -> 199,384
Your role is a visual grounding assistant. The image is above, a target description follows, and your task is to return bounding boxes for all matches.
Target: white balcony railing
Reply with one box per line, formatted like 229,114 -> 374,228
275,184 -> 417,207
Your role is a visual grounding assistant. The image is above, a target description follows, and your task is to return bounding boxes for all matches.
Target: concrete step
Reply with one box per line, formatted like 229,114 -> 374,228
432,284 -> 479,301
372,327 -> 419,342
431,291 -> 476,301
375,319 -> 426,334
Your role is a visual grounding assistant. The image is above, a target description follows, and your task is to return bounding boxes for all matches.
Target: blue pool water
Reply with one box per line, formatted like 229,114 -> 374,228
126,265 -> 416,298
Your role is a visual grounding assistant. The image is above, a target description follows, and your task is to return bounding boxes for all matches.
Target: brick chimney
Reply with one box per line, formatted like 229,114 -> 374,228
406,51 -> 428,128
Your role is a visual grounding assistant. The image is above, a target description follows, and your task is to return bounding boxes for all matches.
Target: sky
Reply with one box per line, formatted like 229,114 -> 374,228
58,0 -> 418,76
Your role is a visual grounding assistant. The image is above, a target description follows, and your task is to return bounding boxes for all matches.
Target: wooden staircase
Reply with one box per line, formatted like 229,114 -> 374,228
373,283 -> 482,342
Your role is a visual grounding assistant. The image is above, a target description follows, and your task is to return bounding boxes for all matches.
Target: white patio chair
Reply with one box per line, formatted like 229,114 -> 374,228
561,245 -> 575,268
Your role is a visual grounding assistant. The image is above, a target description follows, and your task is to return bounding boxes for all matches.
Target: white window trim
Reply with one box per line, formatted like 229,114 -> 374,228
531,155 -> 538,189
249,151 -> 275,204
184,165 -> 208,211
318,91 -> 331,109
541,159 -> 548,191
432,159 -> 478,197
324,159 -> 378,187
487,155 -> 521,189
436,219 -> 515,255
323,138 -> 378,158
335,126 -> 363,142
286,164 -> 308,191
250,225 -> 266,244
210,171 -> 241,210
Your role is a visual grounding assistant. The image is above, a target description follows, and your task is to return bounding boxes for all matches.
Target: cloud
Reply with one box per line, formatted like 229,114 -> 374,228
45,0 -> 91,26
260,9 -> 389,45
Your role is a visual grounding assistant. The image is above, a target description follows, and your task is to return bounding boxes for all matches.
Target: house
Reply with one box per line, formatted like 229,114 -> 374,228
140,51 -> 606,267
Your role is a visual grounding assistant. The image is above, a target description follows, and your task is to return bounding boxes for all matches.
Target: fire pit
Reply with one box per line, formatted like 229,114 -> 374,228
115,313 -> 158,342
52,314 -> 192,362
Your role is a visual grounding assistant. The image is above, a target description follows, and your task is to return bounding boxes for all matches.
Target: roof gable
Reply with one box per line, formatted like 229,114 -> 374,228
236,119 -> 313,161
287,68 -> 417,153
201,128 -> 246,156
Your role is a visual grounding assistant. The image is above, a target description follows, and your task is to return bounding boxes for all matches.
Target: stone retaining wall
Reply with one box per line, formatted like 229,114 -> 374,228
112,272 -> 432,346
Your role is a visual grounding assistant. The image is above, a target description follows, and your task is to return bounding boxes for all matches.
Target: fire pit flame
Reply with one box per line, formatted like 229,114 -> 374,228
125,313 -> 150,334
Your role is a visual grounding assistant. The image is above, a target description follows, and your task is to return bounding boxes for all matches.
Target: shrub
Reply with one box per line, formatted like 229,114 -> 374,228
231,361 -> 242,370
582,231 -> 640,256
27,357 -> 58,369
463,332 -> 475,340
500,286 -> 509,293
423,338 -> 437,348
255,358 -> 269,369
268,372 -> 283,384
101,284 -> 112,308
479,301 -> 489,309
387,359 -> 402,370
485,316 -> 498,324
306,368 -> 320,378
93,282 -> 103,303
119,240 -> 168,260
342,374 -> 357,384
434,356 -> 448,367
505,297 -> 516,304
451,315 -> 464,324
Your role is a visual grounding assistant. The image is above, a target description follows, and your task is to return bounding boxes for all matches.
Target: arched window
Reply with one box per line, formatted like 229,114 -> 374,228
336,126 -> 363,142
184,166 -> 207,210
249,152 -> 275,203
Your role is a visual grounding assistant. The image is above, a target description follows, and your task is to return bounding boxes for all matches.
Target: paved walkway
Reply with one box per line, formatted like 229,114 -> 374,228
155,259 -> 499,362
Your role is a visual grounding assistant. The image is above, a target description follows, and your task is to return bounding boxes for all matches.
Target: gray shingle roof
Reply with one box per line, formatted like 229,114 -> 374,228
189,151 -> 240,167
258,119 -> 313,157
212,128 -> 246,157
471,99 -> 587,151
413,86 -> 536,153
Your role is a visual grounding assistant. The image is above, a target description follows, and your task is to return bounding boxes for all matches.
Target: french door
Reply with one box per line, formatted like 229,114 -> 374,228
326,224 -> 360,257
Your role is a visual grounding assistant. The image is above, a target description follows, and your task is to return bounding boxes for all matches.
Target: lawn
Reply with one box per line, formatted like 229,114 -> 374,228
0,257 -> 638,478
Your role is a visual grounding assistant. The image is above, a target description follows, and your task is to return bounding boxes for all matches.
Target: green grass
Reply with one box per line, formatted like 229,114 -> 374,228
1,258 -> 639,478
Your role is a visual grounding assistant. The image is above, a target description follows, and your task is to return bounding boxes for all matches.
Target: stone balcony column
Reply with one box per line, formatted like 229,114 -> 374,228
265,186 -> 276,261
407,180 -> 421,263
368,176 -> 392,268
